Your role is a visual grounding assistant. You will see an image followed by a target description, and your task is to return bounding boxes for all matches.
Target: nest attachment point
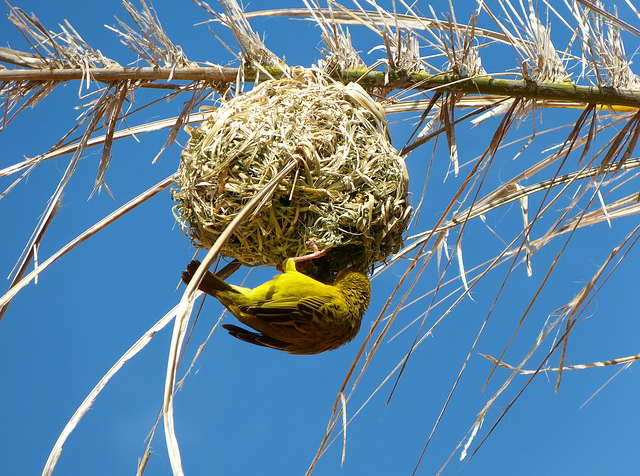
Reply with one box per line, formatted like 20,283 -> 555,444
173,71 -> 411,279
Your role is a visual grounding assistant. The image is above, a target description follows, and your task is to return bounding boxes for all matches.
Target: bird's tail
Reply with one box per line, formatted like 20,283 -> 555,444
182,260 -> 237,296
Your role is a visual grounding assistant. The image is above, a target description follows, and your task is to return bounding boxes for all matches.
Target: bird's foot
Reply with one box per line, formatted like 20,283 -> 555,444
277,240 -> 329,272
292,238 -> 328,263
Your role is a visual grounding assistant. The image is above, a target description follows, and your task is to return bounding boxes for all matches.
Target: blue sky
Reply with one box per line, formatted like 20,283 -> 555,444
1,1 -> 639,475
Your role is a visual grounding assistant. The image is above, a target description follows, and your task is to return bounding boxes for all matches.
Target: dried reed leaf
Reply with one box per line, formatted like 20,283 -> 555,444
0,175 -> 175,313
0,112 -> 207,180
165,160 -> 299,476
42,304 -> 179,476
481,352 -> 640,374
109,0 -> 193,68
2,0 -> 640,474
196,0 -> 282,68
90,82 -> 129,198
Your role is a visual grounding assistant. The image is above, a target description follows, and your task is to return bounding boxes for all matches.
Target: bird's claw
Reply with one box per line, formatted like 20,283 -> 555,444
291,238 -> 328,263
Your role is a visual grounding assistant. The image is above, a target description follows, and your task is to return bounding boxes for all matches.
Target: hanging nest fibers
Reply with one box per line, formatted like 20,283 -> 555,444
173,70 -> 411,281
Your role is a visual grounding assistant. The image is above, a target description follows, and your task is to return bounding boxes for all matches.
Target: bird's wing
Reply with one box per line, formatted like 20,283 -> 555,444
238,295 -> 342,326
222,324 -> 292,351
297,296 -> 344,321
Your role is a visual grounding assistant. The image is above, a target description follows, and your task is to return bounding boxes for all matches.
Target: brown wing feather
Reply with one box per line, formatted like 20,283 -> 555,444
297,296 -> 341,319
238,294 -> 339,326
237,305 -> 308,323
222,324 -> 292,351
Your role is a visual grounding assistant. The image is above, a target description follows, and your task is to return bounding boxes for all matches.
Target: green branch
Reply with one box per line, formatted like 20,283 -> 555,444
2,62 -> 640,109
343,69 -> 640,109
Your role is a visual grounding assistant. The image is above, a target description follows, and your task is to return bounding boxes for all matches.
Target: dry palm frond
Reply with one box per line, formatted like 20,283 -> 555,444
0,175 -> 175,313
481,351 -> 640,374
5,3 -> 117,70
302,0 -> 365,73
2,0 -> 640,475
109,0 -> 193,69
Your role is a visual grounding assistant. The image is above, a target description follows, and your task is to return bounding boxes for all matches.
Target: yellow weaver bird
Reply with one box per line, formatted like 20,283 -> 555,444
182,259 -> 370,355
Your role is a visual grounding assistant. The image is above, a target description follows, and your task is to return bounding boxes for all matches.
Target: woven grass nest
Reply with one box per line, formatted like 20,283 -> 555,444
173,71 -> 411,280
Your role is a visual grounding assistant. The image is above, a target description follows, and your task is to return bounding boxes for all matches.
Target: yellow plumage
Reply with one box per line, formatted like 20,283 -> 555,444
182,259 -> 371,354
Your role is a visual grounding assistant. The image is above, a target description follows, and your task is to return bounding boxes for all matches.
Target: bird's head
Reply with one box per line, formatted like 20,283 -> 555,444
334,269 -> 371,314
